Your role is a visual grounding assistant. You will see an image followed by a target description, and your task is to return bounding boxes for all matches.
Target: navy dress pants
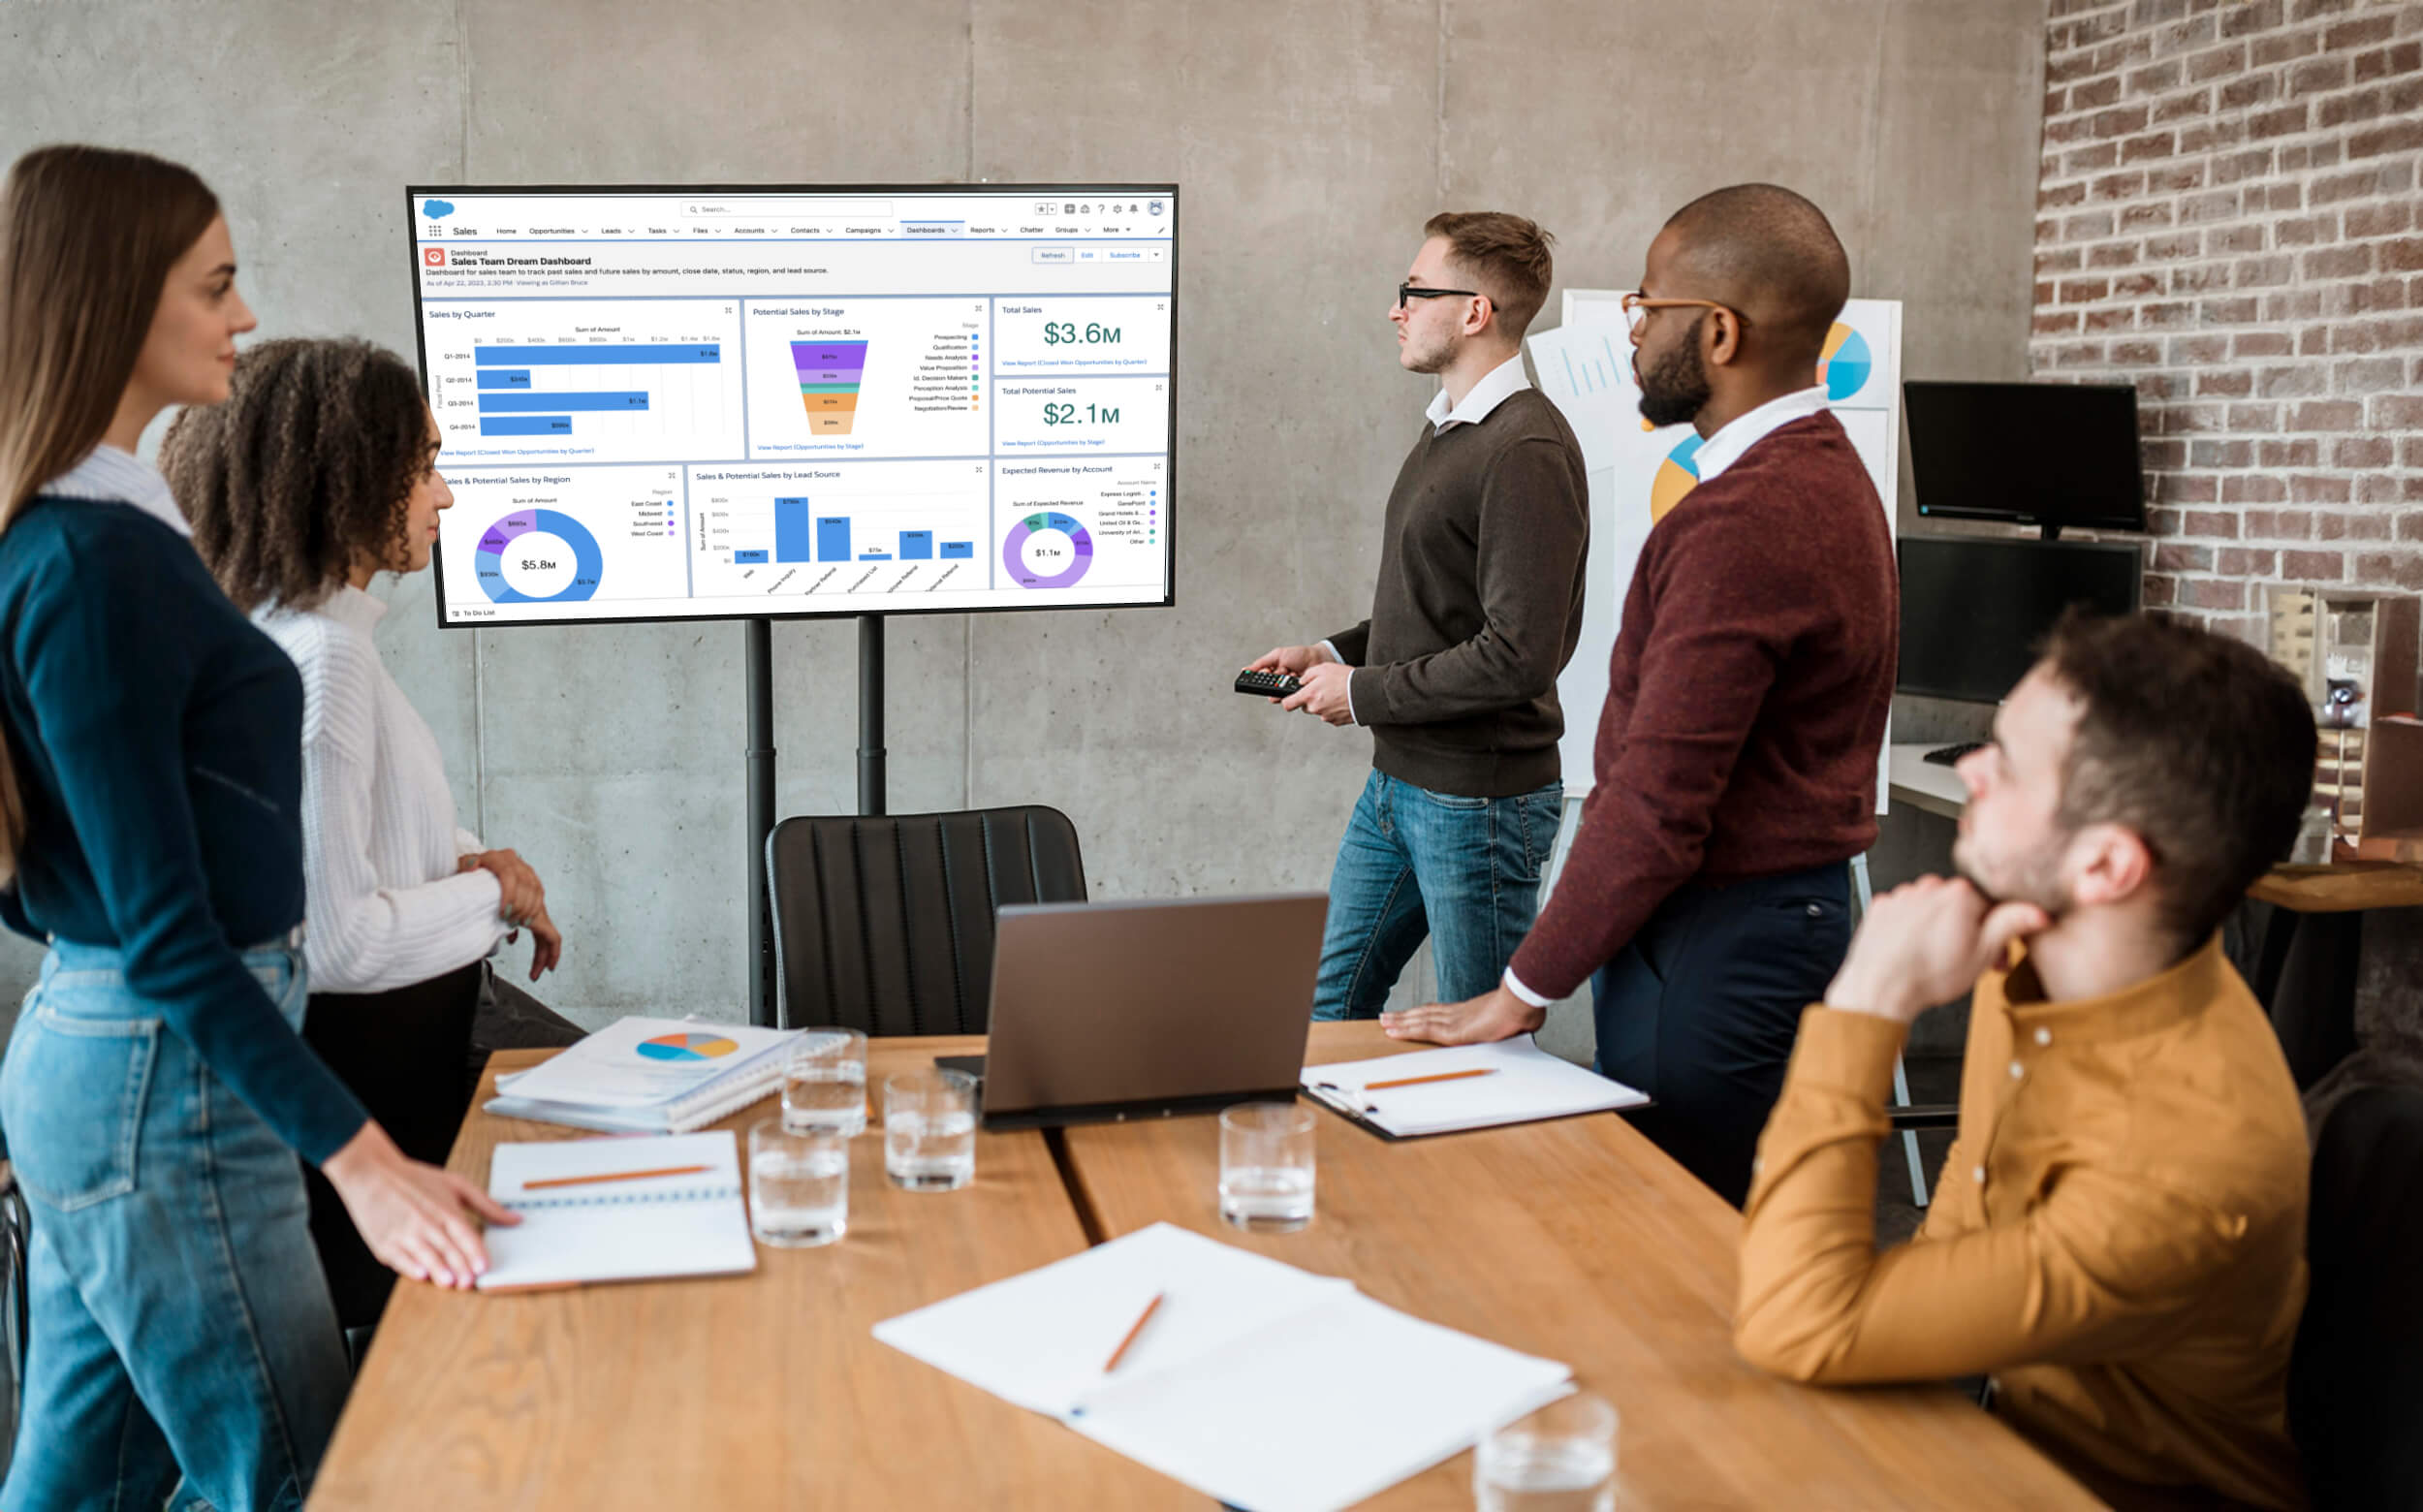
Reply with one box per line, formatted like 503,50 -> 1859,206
1590,860 -> 1854,1207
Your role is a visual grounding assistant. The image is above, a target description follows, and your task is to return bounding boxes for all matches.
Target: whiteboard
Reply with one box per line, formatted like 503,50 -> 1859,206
1526,296 -> 1903,810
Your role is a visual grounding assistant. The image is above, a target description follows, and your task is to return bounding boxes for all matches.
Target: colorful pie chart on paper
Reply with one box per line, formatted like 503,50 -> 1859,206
1649,432 -> 1705,522
636,1032 -> 740,1062
1816,322 -> 1873,403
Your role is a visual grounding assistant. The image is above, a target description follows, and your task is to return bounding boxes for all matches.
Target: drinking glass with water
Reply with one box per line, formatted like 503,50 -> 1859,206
884,1067 -> 977,1191
782,1027 -> 868,1136
1474,1392 -> 1619,1512
1218,1101 -> 1316,1233
749,1118 -> 849,1247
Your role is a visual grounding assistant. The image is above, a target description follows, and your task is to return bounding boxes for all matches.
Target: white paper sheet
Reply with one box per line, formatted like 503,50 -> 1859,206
874,1222 -> 1352,1417
1304,1036 -> 1648,1138
873,1223 -> 1573,1512
1075,1291 -> 1573,1512
477,1131 -> 757,1289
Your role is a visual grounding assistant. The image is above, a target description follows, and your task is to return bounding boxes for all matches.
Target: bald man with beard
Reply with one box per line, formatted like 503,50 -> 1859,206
1382,184 -> 1898,1208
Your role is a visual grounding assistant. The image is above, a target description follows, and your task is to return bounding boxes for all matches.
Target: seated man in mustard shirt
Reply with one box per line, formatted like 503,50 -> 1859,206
1734,611 -> 2314,1511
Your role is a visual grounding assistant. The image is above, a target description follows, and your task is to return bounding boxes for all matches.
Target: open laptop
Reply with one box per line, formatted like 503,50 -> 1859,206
941,893 -> 1327,1129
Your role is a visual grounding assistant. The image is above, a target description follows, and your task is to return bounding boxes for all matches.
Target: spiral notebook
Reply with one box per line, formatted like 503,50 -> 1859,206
483,1016 -> 801,1134
475,1131 -> 757,1291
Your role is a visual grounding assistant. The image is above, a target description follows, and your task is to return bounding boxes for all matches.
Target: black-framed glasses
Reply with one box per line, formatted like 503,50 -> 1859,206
1398,283 -> 1483,309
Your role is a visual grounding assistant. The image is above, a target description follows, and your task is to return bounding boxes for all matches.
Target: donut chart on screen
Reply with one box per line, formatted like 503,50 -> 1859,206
475,509 -> 604,603
1001,511 -> 1093,588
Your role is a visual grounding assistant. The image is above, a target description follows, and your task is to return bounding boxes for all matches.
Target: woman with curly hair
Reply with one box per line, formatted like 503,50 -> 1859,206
162,335 -> 565,1332
0,146 -> 514,1511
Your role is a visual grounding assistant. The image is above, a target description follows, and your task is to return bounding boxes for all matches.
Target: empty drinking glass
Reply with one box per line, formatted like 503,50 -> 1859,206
782,1027 -> 868,1136
749,1118 -> 849,1247
1474,1392 -> 1619,1512
1218,1101 -> 1316,1233
884,1067 -> 978,1191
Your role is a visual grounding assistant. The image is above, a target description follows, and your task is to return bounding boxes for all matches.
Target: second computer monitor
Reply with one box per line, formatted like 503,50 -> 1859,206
1897,535 -> 2144,704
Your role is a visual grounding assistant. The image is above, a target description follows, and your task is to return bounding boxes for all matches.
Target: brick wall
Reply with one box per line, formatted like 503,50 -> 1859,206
2032,0 -> 2423,642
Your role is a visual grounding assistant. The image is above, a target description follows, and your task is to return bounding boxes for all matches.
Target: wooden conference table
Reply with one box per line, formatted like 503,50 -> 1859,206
310,1026 -> 2096,1510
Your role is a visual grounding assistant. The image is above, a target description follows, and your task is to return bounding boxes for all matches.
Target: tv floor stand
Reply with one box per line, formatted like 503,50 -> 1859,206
743,613 -> 888,1026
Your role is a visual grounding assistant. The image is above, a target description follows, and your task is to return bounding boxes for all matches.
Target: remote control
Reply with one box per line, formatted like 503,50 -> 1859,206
1234,669 -> 1304,698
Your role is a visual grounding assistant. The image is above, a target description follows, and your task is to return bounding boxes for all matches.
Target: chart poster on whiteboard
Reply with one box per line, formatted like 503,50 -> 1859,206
1527,297 -> 1902,811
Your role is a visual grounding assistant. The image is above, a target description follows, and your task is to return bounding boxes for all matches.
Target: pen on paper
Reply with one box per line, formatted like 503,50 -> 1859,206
1363,1067 -> 1499,1091
1104,1292 -> 1165,1372
523,1163 -> 711,1190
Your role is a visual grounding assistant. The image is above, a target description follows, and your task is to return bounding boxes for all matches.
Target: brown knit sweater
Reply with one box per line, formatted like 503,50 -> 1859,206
1327,389 -> 1590,799
1509,410 -> 1898,999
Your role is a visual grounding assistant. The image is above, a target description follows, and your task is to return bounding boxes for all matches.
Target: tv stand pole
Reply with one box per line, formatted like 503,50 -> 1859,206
742,614 -> 889,1028
745,617 -> 775,1025
858,614 -> 887,817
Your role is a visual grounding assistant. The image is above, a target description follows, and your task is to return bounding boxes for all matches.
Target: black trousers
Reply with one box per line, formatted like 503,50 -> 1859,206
1591,861 -> 1853,1207
300,961 -> 483,1331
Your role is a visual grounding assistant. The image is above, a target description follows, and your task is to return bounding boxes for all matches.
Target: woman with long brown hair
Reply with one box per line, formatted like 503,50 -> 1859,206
0,145 -> 514,1511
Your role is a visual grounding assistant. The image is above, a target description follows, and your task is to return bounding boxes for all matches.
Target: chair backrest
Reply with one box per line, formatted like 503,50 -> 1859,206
766,806 -> 1087,1034
2287,1082 -> 2423,1510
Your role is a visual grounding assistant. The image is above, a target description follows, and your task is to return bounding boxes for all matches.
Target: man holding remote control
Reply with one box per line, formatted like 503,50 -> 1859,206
1247,211 -> 1589,1024
1378,185 -> 1898,1209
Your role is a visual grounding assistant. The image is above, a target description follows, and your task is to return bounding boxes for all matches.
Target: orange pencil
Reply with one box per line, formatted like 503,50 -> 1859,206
1104,1292 -> 1165,1372
1364,1067 -> 1499,1091
523,1163 -> 711,1190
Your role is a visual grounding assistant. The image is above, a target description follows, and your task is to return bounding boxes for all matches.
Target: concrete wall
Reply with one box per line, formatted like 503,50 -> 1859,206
0,0 -> 2046,1031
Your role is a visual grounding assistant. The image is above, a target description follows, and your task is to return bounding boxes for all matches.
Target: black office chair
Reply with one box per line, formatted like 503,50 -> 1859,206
2287,1082 -> 2423,1510
766,806 -> 1087,1034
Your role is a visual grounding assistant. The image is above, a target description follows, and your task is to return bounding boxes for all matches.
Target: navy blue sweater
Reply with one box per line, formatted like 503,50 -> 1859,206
0,496 -> 367,1164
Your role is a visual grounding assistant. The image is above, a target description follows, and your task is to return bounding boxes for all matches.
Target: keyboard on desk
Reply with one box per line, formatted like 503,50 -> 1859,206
1922,741 -> 1987,766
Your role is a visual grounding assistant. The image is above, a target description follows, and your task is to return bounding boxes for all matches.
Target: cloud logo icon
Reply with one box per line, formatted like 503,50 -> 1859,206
422,199 -> 455,219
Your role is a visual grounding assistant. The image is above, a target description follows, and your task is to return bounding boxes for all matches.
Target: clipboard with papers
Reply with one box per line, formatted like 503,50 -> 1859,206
1301,1035 -> 1650,1140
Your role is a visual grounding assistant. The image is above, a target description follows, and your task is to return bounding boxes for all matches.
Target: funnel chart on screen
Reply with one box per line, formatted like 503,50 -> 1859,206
410,187 -> 1178,624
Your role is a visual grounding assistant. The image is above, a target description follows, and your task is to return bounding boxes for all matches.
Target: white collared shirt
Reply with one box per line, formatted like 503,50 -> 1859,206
1690,386 -> 1833,483
1423,351 -> 1533,433
43,445 -> 192,538
1498,384 -> 1836,1013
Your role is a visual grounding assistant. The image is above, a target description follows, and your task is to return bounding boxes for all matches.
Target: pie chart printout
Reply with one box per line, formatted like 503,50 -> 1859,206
1650,432 -> 1704,522
1817,322 -> 1873,403
636,1032 -> 741,1063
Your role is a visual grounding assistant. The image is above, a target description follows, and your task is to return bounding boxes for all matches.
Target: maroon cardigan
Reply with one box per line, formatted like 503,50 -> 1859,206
1509,411 -> 1899,1000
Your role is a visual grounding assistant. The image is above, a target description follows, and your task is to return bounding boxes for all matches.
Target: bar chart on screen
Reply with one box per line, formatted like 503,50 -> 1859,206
688,459 -> 991,602
421,299 -> 745,464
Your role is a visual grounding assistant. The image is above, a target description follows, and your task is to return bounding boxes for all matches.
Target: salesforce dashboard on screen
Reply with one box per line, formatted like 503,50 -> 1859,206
405,186 -> 1177,625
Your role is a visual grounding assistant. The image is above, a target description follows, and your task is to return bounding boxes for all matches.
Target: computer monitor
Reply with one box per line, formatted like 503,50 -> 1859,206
404,184 -> 1178,627
1897,535 -> 2144,704
1904,381 -> 2145,536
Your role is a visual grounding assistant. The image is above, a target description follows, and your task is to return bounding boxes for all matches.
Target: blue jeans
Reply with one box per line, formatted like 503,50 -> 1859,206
1312,772 -> 1562,1021
0,942 -> 350,1512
